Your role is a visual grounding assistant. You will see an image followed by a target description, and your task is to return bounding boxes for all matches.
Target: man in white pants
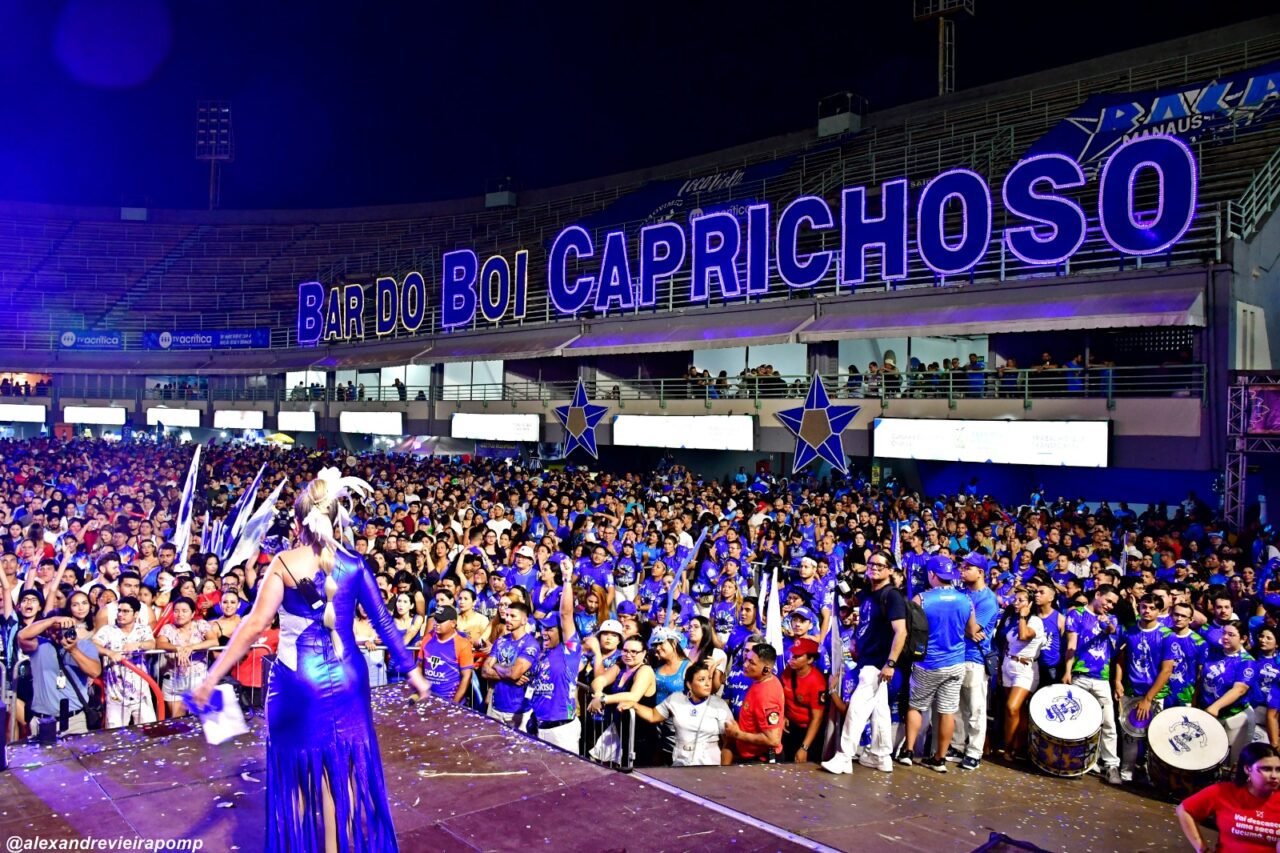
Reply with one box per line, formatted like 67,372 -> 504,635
1063,584 -> 1123,785
949,553 -> 1000,770
821,551 -> 907,774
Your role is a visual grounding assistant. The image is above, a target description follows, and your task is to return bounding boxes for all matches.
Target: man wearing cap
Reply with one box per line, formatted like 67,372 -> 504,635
900,555 -> 979,772
781,636 -> 827,763
419,605 -> 474,704
790,556 -> 831,639
584,618 -> 625,678
529,561 -> 584,753
506,544 -> 538,592
950,552 -> 1000,770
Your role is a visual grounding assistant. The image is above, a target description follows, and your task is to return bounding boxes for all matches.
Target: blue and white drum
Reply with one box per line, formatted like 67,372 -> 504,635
1028,684 -> 1103,777
1147,707 -> 1229,800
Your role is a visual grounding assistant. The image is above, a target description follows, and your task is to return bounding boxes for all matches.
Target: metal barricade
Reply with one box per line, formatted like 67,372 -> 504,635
576,679 -> 636,773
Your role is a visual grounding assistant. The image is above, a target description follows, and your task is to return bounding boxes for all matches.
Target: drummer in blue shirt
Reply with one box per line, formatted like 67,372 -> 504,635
1201,619 -> 1258,766
1063,584 -> 1122,784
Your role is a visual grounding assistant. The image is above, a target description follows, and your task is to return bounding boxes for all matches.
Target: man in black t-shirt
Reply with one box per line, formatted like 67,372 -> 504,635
821,549 -> 907,775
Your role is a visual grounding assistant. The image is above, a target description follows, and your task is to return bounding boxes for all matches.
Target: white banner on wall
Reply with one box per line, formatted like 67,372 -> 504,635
450,412 -> 540,442
278,410 -> 317,432
872,418 -> 1109,467
213,409 -> 265,430
613,414 -> 754,451
340,410 -> 404,436
146,407 -> 200,428
0,403 -> 47,423
64,406 -> 126,426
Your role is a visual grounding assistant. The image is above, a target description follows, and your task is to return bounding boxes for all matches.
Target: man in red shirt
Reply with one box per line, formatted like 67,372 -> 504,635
781,637 -> 828,763
725,643 -> 785,763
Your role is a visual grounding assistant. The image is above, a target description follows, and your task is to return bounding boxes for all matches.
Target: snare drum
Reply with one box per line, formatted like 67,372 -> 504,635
1119,695 -> 1159,739
1028,683 -> 1103,777
1146,707 -> 1229,800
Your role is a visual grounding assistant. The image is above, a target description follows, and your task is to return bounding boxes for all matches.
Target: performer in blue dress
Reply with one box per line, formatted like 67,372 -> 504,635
193,468 -> 430,853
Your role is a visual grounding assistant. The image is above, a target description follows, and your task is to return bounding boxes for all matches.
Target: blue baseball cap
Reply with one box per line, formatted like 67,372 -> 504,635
616,600 -> 638,616
962,552 -> 990,572
788,607 -> 817,625
928,555 -> 961,582
537,614 -> 561,630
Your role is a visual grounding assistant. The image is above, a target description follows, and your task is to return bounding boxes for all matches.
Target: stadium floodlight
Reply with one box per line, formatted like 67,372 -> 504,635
195,100 -> 234,209
912,0 -> 975,96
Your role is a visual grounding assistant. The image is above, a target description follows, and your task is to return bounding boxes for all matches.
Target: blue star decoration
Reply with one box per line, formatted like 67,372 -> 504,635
775,373 -> 860,475
554,379 -> 609,459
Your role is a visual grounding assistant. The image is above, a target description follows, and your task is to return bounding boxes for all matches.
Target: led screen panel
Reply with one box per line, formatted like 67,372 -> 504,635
145,408 -> 200,428
613,415 -> 754,451
213,409 -> 265,430
450,412 -> 540,442
872,418 -> 1109,467
0,403 -> 46,423
1247,387 -> 1280,435
64,406 -> 126,426
278,410 -> 317,432
340,410 -> 404,436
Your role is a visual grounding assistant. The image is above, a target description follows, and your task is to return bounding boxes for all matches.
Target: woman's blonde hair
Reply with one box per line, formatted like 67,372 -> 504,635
294,476 -> 343,654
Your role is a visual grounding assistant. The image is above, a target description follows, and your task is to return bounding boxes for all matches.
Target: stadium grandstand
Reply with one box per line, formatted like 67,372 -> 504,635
0,16 -> 1276,520
6,9 -> 1280,853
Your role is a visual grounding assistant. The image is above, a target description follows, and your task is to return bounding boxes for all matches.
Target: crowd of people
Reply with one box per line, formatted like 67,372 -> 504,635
3,437 -> 1280,842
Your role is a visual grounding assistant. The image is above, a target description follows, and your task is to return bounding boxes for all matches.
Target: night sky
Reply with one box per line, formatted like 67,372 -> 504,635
0,1 -> 1273,210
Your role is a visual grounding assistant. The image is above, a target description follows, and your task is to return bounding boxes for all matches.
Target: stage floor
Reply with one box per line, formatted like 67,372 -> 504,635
642,758 -> 1195,852
0,688 -> 1200,852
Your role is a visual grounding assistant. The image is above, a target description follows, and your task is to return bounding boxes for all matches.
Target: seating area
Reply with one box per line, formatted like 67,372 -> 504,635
0,27 -> 1277,350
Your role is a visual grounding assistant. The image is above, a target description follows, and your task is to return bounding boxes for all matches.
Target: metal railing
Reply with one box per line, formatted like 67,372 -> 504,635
439,364 -> 1208,408
1227,142 -> 1280,240
50,364 -> 1208,410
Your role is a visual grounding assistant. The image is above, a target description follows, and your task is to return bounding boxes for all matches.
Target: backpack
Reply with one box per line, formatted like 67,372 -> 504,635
905,598 -> 930,663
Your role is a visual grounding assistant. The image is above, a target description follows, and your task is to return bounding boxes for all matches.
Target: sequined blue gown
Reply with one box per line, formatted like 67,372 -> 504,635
266,548 -> 415,853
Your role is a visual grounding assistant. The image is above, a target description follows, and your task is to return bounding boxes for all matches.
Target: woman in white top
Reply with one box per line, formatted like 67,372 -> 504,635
1000,586 -> 1045,762
626,661 -> 732,766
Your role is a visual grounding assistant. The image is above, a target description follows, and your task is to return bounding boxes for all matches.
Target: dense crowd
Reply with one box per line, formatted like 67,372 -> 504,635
3,437 -> 1278,802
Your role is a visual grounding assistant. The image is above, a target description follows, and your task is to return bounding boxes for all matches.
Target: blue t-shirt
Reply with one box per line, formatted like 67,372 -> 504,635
722,631 -> 755,715
530,640 -> 583,723
637,579 -> 665,612
1251,653 -> 1280,706
711,601 -> 738,637
1201,620 -> 1233,649
964,587 -> 1001,666
901,552 -> 929,598
505,567 -> 538,592
489,631 -> 541,713
1066,607 -> 1118,680
919,586 -> 973,670
790,577 -> 829,615
1039,608 -> 1063,667
1119,624 -> 1173,694
1201,650 -> 1257,718
30,637 -> 99,717
1164,631 -> 1207,707
613,557 -> 640,587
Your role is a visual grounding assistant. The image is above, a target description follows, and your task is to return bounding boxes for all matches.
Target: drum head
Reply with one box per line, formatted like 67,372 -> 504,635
1029,683 -> 1103,739
1120,699 -> 1154,738
1148,707 -> 1230,771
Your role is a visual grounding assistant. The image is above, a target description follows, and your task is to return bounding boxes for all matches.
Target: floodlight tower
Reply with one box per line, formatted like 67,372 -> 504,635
913,0 -> 975,96
195,101 -> 234,210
